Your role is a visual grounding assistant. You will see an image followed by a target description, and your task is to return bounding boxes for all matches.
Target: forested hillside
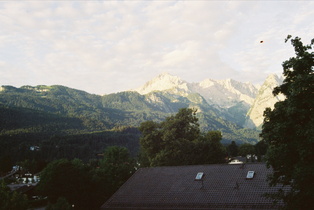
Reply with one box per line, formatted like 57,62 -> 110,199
0,105 -> 140,162
0,84 -> 259,163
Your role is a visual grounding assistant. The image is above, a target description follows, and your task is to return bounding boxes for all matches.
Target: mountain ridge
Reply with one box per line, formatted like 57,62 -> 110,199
132,72 -> 283,128
133,72 -> 259,109
1,73 -> 283,130
0,74 -> 284,163
0,83 -> 260,144
0,72 -> 284,148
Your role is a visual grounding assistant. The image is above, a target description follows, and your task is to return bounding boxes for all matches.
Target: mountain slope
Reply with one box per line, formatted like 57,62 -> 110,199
245,74 -> 284,129
0,85 -> 109,129
0,104 -> 141,161
0,84 -> 259,144
0,104 -> 85,134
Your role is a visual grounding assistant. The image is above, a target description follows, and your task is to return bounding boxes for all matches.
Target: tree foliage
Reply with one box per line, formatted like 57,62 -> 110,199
139,108 -> 226,166
46,197 -> 71,210
227,141 -> 238,157
261,36 -> 314,209
100,146 -> 136,192
0,155 -> 12,175
36,159 -> 99,209
238,143 -> 255,157
36,147 -> 136,209
254,140 -> 268,157
0,180 -> 28,210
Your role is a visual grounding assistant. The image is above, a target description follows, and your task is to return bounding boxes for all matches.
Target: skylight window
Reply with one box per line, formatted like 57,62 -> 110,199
195,172 -> 204,180
246,171 -> 255,179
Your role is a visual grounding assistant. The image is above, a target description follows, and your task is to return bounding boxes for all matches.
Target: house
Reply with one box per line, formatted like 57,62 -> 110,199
30,146 -> 40,151
101,163 -> 290,210
228,159 -> 244,164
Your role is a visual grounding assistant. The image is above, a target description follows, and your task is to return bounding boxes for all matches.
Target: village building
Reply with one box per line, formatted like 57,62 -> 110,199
101,163 -> 289,210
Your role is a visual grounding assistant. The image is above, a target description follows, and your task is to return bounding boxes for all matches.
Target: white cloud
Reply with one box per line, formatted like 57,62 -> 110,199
0,60 -> 5,67
0,1 -> 313,94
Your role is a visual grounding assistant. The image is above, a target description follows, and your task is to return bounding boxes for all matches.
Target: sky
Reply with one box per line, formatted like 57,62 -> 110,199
0,1 -> 313,95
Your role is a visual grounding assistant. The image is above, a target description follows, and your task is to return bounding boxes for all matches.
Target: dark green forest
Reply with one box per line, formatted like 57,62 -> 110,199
0,105 -> 141,163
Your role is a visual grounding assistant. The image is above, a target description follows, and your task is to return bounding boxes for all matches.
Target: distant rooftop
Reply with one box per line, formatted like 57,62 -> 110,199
102,163 -> 290,210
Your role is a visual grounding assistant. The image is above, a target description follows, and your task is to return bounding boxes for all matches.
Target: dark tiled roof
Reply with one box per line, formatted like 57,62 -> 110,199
102,163 -> 289,210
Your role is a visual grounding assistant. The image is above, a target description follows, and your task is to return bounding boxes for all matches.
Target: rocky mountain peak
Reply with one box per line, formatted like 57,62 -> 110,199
198,78 -> 216,88
134,73 -> 259,109
217,79 -> 257,98
263,74 -> 282,86
133,73 -> 285,129
134,72 -> 188,95
244,73 -> 284,129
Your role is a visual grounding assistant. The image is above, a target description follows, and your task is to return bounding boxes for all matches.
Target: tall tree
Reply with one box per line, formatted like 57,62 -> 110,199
89,146 -> 136,209
261,36 -> 314,209
254,140 -> 268,161
139,108 -> 198,166
195,131 -> 226,164
139,108 -> 225,166
100,146 -> 136,192
227,141 -> 238,157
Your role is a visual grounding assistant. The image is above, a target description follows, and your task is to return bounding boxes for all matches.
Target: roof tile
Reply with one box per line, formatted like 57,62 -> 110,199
102,163 -> 290,209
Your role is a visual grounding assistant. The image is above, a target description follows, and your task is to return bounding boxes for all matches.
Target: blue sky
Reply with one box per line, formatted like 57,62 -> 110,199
0,1 -> 313,95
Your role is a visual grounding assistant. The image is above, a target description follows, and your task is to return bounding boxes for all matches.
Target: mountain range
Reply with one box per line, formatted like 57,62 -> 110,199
0,73 -> 283,147
133,72 -> 283,129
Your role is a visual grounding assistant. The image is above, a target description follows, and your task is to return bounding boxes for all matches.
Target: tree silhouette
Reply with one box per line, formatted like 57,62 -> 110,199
261,35 -> 314,209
